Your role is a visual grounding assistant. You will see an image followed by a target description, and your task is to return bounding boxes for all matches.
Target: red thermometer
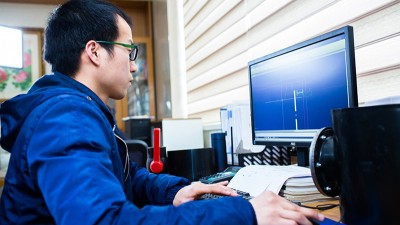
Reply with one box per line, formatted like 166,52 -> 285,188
150,128 -> 164,173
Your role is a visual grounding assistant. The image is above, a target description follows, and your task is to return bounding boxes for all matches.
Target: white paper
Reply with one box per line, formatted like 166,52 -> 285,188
227,165 -> 311,197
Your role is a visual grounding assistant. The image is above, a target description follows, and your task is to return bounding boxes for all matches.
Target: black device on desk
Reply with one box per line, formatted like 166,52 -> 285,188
199,166 -> 242,184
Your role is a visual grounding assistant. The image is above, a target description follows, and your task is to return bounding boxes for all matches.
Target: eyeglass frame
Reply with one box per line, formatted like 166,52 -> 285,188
95,40 -> 138,61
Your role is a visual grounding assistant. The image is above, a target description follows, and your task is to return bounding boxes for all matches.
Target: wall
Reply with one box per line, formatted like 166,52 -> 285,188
152,1 -> 173,120
183,0 -> 400,130
0,2 -> 55,27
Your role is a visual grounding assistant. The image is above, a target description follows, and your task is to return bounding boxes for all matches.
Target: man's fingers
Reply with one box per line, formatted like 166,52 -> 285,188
298,206 -> 324,222
214,180 -> 229,186
279,209 -> 314,225
281,201 -> 325,224
194,182 -> 237,196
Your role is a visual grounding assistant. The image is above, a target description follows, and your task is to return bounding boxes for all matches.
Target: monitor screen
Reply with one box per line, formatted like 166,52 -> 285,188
248,26 -> 358,147
0,25 -> 23,68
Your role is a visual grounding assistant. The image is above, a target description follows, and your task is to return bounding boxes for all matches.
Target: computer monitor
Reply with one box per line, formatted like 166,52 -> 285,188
0,25 -> 23,68
248,26 -> 358,147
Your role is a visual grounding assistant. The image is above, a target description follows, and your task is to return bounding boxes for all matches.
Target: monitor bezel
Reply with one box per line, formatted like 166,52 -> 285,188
248,26 -> 358,147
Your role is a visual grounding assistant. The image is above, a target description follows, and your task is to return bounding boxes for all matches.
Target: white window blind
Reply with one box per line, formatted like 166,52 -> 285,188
183,0 -> 400,125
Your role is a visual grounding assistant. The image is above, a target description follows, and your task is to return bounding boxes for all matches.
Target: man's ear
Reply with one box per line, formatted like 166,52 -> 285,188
84,40 -> 101,66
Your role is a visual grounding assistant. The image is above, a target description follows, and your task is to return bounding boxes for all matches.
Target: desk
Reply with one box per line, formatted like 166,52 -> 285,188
303,200 -> 340,222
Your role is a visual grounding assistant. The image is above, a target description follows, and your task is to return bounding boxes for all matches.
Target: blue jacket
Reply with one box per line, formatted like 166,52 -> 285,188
0,73 -> 256,225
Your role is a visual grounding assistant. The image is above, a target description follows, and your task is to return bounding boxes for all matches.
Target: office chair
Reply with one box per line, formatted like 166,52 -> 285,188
125,139 -> 148,168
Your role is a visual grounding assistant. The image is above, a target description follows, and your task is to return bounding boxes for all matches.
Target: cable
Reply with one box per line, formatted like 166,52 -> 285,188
300,203 -> 339,211
290,200 -> 339,211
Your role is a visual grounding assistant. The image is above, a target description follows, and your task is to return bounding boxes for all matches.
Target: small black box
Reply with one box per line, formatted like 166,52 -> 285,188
167,148 -> 217,181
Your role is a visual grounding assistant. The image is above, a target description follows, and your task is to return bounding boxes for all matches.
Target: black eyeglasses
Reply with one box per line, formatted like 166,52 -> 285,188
95,40 -> 138,61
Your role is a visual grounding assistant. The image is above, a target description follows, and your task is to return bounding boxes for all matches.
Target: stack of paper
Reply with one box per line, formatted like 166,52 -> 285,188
279,176 -> 335,203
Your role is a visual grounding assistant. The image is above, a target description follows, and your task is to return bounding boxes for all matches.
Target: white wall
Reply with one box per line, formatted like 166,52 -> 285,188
0,2 -> 56,28
0,2 -> 58,74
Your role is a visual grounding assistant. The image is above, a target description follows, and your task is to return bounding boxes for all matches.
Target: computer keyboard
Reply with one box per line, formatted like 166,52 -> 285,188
199,189 -> 253,201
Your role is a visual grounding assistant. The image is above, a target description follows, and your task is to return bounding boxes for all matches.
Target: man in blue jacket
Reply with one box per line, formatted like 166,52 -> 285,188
0,0 -> 323,224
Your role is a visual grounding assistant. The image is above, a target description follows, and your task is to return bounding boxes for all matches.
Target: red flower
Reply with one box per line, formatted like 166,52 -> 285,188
13,71 -> 29,82
0,68 -> 8,82
24,52 -> 31,67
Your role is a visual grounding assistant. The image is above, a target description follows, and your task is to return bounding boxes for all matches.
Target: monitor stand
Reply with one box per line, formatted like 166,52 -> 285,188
296,147 -> 310,167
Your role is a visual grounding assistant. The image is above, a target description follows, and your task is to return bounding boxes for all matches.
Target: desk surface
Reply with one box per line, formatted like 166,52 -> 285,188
304,200 -> 340,222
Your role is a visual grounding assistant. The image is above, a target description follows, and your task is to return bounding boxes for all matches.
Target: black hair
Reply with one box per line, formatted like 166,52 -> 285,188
44,0 -> 132,76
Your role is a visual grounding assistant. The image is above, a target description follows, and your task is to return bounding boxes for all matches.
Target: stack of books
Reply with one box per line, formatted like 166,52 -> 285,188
279,176 -> 336,203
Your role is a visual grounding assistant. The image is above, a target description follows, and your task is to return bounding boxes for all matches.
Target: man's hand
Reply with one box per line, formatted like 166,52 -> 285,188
173,181 -> 237,206
250,191 -> 324,225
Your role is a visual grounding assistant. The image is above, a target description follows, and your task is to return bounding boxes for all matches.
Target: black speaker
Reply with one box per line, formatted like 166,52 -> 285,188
167,148 -> 217,181
211,132 -> 228,172
310,104 -> 400,225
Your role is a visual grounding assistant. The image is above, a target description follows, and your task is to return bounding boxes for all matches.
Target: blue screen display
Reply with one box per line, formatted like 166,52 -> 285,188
252,47 -> 347,130
249,27 -> 357,146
